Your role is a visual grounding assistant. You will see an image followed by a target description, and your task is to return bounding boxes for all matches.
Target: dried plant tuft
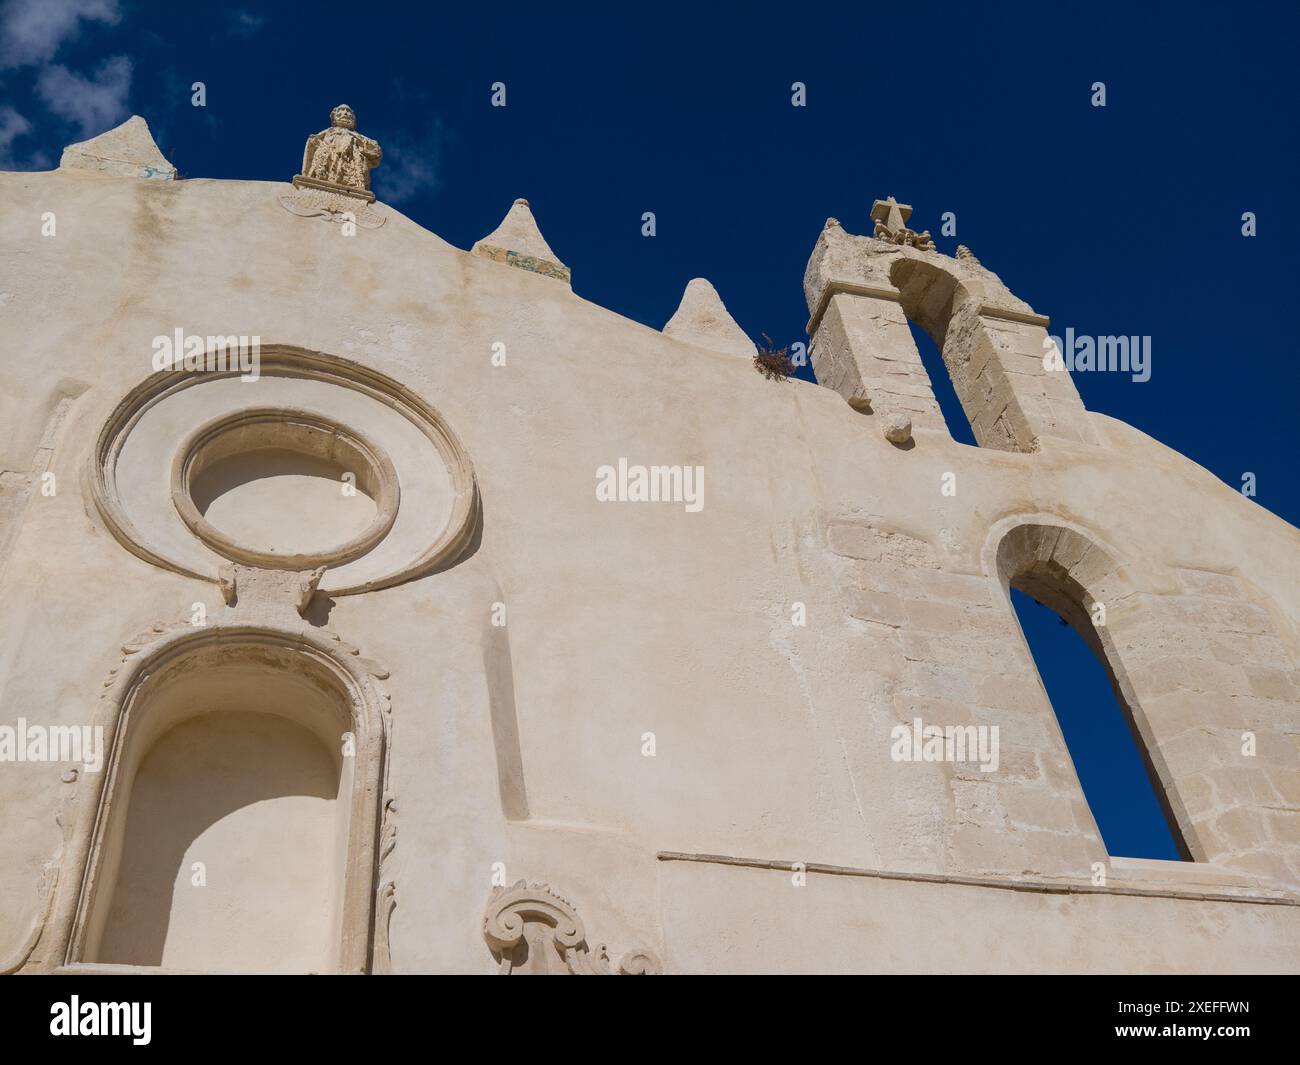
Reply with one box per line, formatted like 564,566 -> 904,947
754,334 -> 795,381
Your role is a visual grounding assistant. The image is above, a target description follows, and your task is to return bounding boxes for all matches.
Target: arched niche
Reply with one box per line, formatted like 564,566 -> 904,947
988,517 -> 1197,860
56,627 -> 390,973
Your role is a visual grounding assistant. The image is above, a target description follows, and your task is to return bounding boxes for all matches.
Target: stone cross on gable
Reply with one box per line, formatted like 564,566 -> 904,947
869,194 -> 935,251
870,195 -> 913,232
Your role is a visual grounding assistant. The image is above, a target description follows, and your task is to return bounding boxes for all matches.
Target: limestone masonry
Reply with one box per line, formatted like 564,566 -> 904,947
1,110 -> 1297,974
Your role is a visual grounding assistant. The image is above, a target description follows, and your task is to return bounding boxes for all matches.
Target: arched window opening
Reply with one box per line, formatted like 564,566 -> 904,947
997,522 -> 1193,862
1010,587 -> 1189,860
890,256 -> 981,447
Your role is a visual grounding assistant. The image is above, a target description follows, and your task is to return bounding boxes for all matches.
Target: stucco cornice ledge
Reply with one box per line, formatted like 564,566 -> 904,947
656,851 -> 1298,908
978,304 -> 1051,329
805,280 -> 903,336
804,285 -> 1052,338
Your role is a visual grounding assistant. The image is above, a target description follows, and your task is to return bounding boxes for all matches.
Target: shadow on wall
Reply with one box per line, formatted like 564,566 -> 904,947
482,590 -> 530,822
95,711 -> 342,970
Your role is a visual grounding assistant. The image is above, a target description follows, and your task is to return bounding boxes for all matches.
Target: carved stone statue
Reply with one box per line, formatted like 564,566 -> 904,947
293,104 -> 382,202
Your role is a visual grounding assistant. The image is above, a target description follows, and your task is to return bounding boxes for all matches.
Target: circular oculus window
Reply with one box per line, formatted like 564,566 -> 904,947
171,408 -> 399,569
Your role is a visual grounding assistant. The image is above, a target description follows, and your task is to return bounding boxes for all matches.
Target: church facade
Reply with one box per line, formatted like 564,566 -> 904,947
1,109 -> 1297,974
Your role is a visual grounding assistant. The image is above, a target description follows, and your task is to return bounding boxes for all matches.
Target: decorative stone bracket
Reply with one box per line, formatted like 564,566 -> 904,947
218,563 -> 325,617
483,881 -> 660,975
279,187 -> 387,229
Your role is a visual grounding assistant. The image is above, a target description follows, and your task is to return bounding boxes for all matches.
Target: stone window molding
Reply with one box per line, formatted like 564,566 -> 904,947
987,514 -> 1192,857
983,512 -> 1300,885
170,406 -> 400,570
87,344 -> 480,597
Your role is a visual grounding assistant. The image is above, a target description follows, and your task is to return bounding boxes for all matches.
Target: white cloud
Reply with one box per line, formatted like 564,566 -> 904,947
0,103 -> 31,166
376,124 -> 444,206
228,9 -> 265,36
0,0 -> 119,69
36,54 -> 131,137
0,102 -> 50,169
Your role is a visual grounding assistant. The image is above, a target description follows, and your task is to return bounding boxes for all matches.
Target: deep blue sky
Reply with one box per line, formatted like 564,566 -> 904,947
2,1 -> 1295,532
1012,589 -> 1185,860
3,2 -> 1294,859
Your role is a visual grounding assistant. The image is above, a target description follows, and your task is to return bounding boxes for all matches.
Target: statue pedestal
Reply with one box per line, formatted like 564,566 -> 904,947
291,174 -> 375,203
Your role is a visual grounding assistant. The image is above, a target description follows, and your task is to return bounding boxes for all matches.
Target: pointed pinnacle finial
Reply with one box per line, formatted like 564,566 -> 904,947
59,115 -> 176,180
663,278 -> 756,358
472,198 -> 571,284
